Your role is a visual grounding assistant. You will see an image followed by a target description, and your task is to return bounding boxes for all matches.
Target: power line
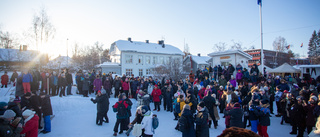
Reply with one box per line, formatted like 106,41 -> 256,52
264,24 -> 320,34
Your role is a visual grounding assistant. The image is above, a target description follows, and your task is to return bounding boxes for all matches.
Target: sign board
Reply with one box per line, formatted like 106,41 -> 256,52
220,56 -> 230,59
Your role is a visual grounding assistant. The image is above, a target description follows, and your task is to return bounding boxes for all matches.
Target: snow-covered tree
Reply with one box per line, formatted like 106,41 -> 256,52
308,30 -> 320,64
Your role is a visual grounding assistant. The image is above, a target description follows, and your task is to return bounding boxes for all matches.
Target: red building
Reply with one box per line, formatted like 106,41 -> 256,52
244,49 -> 290,68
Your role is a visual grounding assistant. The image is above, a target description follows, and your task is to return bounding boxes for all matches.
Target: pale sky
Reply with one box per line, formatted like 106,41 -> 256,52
0,0 -> 319,58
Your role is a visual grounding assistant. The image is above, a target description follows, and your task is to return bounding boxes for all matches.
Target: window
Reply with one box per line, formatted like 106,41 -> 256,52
125,55 -> 133,64
139,69 -> 143,76
166,57 -> 170,65
126,69 -> 133,76
138,55 -> 143,64
146,69 -> 151,75
159,57 -> 164,64
152,56 -> 158,65
146,56 -> 151,65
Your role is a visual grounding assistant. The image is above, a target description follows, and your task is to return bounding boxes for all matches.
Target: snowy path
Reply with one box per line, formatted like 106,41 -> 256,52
0,85 -> 304,137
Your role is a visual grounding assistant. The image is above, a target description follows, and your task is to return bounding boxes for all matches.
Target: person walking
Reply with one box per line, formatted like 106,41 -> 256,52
195,101 -> 209,137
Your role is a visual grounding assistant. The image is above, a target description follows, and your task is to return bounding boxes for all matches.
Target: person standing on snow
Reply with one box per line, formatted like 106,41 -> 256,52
93,75 -> 102,95
21,70 -> 33,94
66,69 -> 73,95
58,73 -> 67,97
113,93 -> 131,136
140,105 -> 156,137
39,92 -> 53,134
151,85 -> 161,111
1,71 -> 9,88
195,101 -> 209,137
91,90 -> 109,125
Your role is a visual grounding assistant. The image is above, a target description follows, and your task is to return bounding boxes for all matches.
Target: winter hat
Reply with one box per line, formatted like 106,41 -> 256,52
283,90 -> 289,94
198,101 -> 205,108
25,92 -> 32,97
187,90 -> 193,95
293,84 -> 299,89
1,110 -> 16,119
296,96 -> 303,101
219,86 -> 223,89
238,70 -> 241,72
22,109 -> 35,117
140,105 -> 149,114
234,102 -> 241,108
0,102 -> 8,108
13,97 -> 21,103
310,95 -> 318,101
101,90 -> 106,95
40,92 -> 46,96
97,90 -> 101,94
154,84 -> 158,88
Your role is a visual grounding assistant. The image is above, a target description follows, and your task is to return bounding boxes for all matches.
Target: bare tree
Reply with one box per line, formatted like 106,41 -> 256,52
273,36 -> 288,52
31,7 -> 55,50
249,45 -> 256,49
183,43 -> 191,57
230,40 -> 243,50
213,42 -> 227,51
151,57 -> 186,81
0,30 -> 19,49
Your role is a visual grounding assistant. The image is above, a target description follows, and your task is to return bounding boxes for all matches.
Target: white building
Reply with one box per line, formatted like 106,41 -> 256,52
108,38 -> 184,77
294,64 -> 320,79
208,50 -> 252,76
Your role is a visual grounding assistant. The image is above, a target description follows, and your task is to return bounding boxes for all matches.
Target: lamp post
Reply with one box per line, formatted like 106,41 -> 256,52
67,38 -> 69,68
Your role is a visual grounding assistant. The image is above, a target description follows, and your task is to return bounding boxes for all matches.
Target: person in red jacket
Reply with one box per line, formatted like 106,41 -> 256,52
151,84 -> 162,112
122,78 -> 130,98
1,71 -> 9,88
21,109 -> 39,137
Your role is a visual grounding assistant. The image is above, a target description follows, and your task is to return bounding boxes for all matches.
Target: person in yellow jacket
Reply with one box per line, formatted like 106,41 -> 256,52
175,95 -> 193,130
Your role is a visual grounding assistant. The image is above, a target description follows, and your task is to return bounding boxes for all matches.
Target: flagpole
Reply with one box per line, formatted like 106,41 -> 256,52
259,0 -> 264,76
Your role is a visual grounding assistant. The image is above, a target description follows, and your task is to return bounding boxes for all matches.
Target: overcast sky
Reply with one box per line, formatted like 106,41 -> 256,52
0,0 -> 319,58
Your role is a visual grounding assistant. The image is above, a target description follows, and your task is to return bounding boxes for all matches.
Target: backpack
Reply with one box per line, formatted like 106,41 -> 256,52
117,101 -> 127,117
152,116 -> 159,129
174,102 -> 181,113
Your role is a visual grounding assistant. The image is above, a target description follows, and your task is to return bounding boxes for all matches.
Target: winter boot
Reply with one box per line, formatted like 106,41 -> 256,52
113,132 -> 117,136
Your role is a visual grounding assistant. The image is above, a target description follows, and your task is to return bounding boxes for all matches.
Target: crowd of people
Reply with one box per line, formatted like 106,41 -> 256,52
1,63 -> 320,137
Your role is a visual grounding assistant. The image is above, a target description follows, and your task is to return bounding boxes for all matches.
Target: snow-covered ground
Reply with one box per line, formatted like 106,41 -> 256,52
0,78 -> 308,137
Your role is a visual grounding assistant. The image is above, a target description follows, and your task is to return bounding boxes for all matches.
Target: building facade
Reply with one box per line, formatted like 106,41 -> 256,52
207,50 -> 252,76
244,49 -> 290,68
109,39 -> 184,77
183,54 -> 212,73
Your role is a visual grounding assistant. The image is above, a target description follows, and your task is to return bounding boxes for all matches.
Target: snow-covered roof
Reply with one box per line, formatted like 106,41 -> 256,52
45,56 -> 73,69
208,50 -> 252,59
185,55 -> 211,65
0,48 -> 40,62
112,40 -> 184,55
293,64 -> 320,69
269,63 -> 300,73
96,62 -> 120,68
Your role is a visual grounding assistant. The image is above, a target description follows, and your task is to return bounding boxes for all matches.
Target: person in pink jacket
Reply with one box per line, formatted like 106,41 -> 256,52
122,78 -> 130,97
151,84 -> 162,111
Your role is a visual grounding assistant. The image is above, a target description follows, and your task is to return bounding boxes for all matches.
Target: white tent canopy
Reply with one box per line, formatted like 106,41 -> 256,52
269,63 -> 300,73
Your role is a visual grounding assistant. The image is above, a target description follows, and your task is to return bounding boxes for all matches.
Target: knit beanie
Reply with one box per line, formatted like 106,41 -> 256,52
310,95 -> 318,102
1,110 -> 16,119
0,102 -> 8,108
198,101 -> 205,108
22,109 -> 35,117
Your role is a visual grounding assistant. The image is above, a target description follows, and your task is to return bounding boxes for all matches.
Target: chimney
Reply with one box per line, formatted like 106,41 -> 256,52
23,45 -> 28,51
158,40 -> 164,45
128,37 -> 132,42
146,40 -> 149,43
198,53 -> 200,57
